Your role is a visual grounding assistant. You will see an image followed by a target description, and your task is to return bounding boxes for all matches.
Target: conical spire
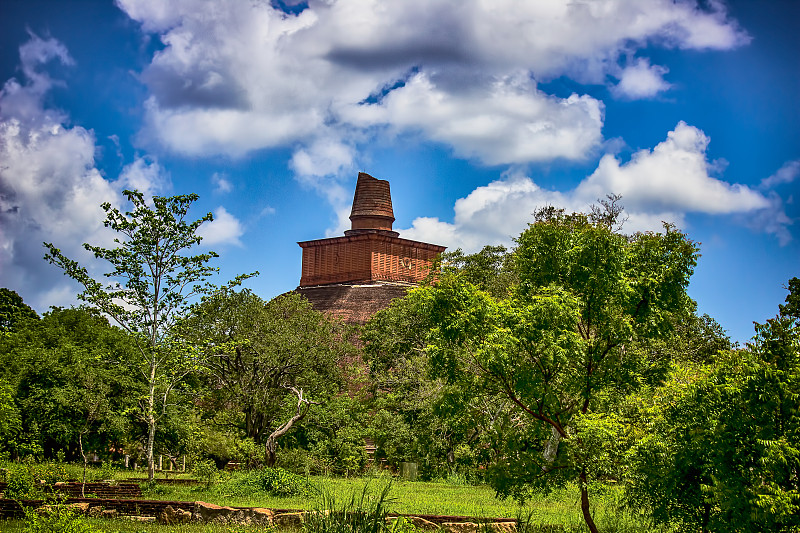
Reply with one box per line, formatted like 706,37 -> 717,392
345,172 -> 398,236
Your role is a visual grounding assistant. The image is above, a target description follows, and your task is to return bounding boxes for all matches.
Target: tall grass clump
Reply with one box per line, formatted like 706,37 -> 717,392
304,482 -> 397,533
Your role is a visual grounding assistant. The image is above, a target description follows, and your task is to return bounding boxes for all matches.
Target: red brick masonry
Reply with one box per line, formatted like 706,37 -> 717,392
299,232 -> 445,287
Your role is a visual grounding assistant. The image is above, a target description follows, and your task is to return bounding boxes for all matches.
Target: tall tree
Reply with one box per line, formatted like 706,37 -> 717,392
363,289 -> 513,479
780,276 -> 800,320
43,190 -> 246,479
420,206 -> 698,533
182,289 -> 354,466
0,288 -> 38,332
0,307 -> 137,462
628,282 -> 800,532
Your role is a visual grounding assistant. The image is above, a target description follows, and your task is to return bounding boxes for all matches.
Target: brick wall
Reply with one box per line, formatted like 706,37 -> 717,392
0,497 -> 193,519
299,233 -> 445,287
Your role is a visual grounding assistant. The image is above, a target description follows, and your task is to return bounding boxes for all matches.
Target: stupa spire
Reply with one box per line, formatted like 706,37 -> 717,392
345,172 -> 397,236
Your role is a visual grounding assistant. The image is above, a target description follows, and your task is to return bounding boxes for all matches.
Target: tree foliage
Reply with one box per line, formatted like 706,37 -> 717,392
363,286 -> 511,480
43,190 -> 247,479
628,281 -> 800,532
409,206 -> 698,532
0,288 -> 38,332
0,307 -> 138,461
182,289 -> 354,466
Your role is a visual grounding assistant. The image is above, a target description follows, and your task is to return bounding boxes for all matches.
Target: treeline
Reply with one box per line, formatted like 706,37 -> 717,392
0,191 -> 798,532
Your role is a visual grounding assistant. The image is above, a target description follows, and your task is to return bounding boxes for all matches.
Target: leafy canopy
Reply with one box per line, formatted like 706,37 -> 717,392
43,189 -> 250,479
411,205 -> 698,532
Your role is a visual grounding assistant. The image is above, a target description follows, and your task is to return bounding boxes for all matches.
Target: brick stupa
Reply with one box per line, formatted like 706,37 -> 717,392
296,172 -> 446,324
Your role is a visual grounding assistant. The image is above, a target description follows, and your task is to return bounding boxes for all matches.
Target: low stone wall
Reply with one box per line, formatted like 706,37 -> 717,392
0,497 -> 193,519
0,481 -> 142,499
121,477 -> 200,485
53,482 -> 142,499
0,498 -> 521,531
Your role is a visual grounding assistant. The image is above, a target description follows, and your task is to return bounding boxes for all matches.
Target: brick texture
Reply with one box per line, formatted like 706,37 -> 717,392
298,233 -> 444,287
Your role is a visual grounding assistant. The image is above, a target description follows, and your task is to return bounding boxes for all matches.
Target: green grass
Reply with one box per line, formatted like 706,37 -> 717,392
129,473 -> 573,520
1,464 -> 671,532
121,472 -> 666,530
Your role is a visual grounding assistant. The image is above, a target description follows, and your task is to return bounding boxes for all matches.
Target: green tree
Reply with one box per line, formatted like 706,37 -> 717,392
0,307 -> 137,463
627,277 -> 800,532
438,245 -> 517,298
182,289 -> 354,466
0,377 -> 21,458
419,207 -> 698,533
43,190 -> 247,480
629,300 -> 800,532
0,288 -> 38,332
363,289 -> 511,479
780,276 -> 800,320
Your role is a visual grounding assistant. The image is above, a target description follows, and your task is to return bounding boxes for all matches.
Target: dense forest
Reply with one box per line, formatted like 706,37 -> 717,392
1,192 -> 797,533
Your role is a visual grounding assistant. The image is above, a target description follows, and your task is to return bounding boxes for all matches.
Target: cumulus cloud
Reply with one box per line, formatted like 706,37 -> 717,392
116,0 -> 748,166
211,172 -> 233,194
576,122 -> 769,214
117,156 -> 170,197
612,58 -> 671,99
197,206 -> 244,246
0,35 -> 119,310
290,138 -> 356,180
342,72 -> 604,164
399,123 -> 788,251
760,160 -> 800,190
0,34 -> 187,311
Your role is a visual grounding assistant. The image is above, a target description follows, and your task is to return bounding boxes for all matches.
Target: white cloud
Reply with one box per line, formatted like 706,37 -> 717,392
290,138 -> 356,179
0,34 -> 174,312
612,58 -> 671,99
399,123 -> 788,251
342,72 -> 605,164
576,122 -> 769,214
116,0 -> 748,166
211,172 -> 233,194
197,206 -> 244,246
0,35 -> 121,310
117,156 -> 170,197
760,160 -> 800,190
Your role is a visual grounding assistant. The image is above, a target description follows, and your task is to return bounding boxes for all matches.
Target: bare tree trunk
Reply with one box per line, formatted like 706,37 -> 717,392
146,373 -> 156,481
264,439 -> 278,468
541,425 -> 562,471
79,432 -> 87,498
263,387 -> 319,467
579,468 -> 599,533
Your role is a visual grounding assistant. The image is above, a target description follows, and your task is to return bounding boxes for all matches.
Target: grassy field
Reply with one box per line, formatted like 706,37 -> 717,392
0,466 -> 669,532
129,475 -> 579,520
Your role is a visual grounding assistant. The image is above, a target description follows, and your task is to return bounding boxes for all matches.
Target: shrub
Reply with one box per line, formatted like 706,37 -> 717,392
254,467 -> 310,496
5,468 -> 37,500
4,460 -> 68,500
225,467 -> 311,497
92,460 -> 115,482
23,503 -> 99,533
192,458 -> 219,487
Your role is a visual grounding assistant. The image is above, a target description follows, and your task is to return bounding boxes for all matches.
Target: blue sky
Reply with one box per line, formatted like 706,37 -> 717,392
1,0 -> 797,344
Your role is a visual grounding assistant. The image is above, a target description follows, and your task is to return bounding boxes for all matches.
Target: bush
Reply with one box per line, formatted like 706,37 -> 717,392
5,469 -> 37,500
92,460 -> 115,482
23,503 -> 99,533
225,467 -> 310,497
192,458 -> 219,487
254,467 -> 310,496
276,447 -> 313,475
4,460 -> 69,500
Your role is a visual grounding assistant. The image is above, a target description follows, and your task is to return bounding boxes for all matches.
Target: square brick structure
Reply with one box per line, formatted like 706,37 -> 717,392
296,172 -> 445,324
